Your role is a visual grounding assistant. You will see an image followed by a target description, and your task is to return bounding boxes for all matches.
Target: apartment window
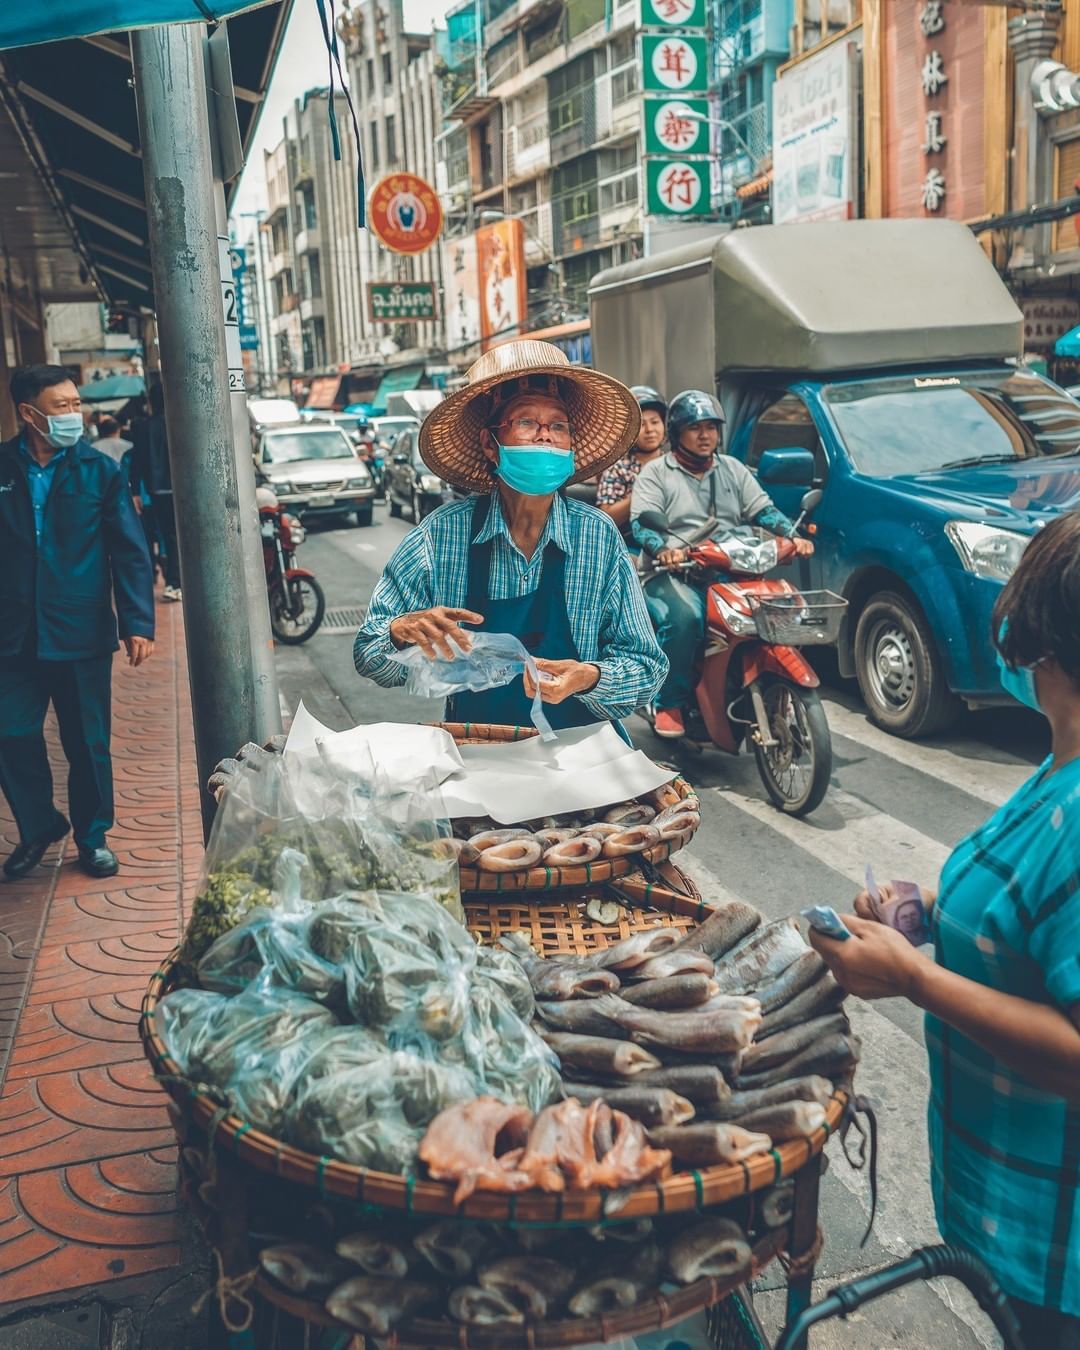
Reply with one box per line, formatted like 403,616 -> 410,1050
385,115 -> 397,165
548,53 -> 594,135
271,218 -> 288,256
369,119 -> 380,170
366,59 -> 375,97
301,186 -> 317,231
313,317 -> 327,367
599,170 -> 637,211
611,62 -> 638,105
610,30 -> 634,66
383,52 -> 393,85
304,252 -> 323,300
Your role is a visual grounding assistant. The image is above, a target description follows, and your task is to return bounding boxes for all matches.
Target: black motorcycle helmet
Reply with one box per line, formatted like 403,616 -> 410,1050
630,385 -> 668,419
667,389 -> 724,450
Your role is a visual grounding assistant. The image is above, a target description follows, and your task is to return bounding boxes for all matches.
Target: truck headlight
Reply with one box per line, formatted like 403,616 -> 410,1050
347,474 -> 370,489
420,475 -> 443,493
273,481 -> 293,496
945,522 -> 1029,583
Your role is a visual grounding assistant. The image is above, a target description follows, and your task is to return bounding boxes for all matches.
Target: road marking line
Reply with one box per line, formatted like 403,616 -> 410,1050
822,694 -> 1033,809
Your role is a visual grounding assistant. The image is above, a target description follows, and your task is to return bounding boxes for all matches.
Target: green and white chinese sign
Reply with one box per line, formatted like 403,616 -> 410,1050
641,34 -> 709,94
644,97 -> 709,155
640,0 -> 706,27
646,160 -> 711,215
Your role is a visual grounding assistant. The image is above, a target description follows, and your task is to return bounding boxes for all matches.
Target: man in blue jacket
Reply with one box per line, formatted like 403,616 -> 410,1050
0,365 -> 155,880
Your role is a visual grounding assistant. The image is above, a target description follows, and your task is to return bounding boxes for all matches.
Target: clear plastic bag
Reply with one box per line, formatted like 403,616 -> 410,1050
475,943 -> 535,1021
460,985 -> 561,1114
196,903 -> 346,1008
389,631 -> 555,741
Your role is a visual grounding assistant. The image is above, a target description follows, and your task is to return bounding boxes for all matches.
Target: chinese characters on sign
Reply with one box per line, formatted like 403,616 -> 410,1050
645,97 -> 708,154
367,282 -> 438,323
639,0 -> 706,26
642,35 -> 708,93
646,159 -> 710,214
919,0 -> 946,212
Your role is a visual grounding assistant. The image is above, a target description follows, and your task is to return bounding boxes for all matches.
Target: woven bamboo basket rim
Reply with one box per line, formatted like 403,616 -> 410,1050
251,1229 -> 787,1347
432,722 -> 699,894
141,943 -> 847,1223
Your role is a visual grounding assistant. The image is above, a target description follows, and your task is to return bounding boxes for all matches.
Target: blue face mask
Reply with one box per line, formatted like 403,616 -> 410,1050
494,443 -> 574,497
996,650 -> 1041,712
30,408 -> 83,449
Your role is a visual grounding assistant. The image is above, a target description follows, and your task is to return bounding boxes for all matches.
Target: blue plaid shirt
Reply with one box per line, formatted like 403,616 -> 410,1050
927,754 -> 1080,1314
353,493 -> 667,722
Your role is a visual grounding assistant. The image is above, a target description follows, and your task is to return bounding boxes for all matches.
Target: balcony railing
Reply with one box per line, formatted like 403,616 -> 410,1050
516,201 -> 554,261
505,107 -> 549,180
594,60 -> 640,143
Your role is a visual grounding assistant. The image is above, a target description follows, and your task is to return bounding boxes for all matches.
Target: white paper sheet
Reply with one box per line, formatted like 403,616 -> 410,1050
283,700 -> 464,784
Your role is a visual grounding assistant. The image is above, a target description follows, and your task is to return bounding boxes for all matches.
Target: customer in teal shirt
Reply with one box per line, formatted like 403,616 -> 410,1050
810,511 -> 1080,1348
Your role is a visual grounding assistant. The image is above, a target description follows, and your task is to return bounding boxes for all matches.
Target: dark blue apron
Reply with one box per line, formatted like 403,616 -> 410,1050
448,496 -> 599,732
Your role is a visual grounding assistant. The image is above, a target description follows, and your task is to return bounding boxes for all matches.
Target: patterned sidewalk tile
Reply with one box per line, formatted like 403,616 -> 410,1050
0,602 -> 203,1305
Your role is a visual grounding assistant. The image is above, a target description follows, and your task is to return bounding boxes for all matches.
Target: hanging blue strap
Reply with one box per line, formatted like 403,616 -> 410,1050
313,0 -> 367,226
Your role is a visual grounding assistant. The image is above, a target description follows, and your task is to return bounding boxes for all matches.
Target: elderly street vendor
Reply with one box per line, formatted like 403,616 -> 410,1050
353,340 -> 667,729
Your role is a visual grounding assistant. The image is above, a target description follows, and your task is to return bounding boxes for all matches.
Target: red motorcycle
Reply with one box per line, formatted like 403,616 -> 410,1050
258,488 -> 326,644
638,491 -> 845,816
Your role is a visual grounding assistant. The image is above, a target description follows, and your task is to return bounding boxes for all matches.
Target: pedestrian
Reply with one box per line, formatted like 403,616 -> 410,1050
131,382 -> 182,601
0,364 -> 155,880
809,511 -> 1080,1346
95,415 -> 134,467
595,385 -> 667,546
354,340 -> 667,730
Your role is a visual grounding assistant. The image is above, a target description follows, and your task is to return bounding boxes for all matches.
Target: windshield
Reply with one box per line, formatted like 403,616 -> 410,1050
377,419 -> 417,439
263,430 -> 354,464
823,370 -> 1080,477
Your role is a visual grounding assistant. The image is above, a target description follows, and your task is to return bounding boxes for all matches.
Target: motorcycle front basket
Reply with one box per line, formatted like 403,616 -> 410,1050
751,590 -> 847,646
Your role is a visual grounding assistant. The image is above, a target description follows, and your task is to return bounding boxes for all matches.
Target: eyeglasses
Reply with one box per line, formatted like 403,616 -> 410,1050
494,416 -> 572,442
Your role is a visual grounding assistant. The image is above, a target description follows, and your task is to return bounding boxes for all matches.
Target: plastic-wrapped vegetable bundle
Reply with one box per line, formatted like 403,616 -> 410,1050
460,985 -> 561,1114
196,903 -> 346,1008
475,943 -> 535,1021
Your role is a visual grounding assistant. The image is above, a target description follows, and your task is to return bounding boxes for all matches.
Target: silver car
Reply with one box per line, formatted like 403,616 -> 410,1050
257,424 -> 376,527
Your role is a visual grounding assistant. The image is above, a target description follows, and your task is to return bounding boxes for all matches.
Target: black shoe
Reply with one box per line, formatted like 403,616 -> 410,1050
3,815 -> 70,880
77,845 -> 119,878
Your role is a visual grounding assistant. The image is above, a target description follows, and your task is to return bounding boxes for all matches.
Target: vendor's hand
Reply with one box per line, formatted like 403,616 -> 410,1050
132,496 -> 143,516
808,912 -> 929,1001
389,606 -> 484,660
657,547 -> 687,567
123,636 -> 154,668
792,536 -> 814,557
853,881 -> 937,922
523,658 -> 600,705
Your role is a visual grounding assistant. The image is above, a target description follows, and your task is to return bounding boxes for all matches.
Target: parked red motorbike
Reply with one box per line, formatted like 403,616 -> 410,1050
258,487 -> 326,644
638,491 -> 845,816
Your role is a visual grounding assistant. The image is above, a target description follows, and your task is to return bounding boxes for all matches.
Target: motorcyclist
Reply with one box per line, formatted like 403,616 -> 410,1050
595,385 -> 667,546
630,389 -> 813,739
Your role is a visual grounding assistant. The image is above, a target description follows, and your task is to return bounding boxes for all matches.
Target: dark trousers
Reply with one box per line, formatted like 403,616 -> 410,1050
153,491 -> 181,589
0,654 -> 114,849
1009,1297 -> 1080,1350
643,572 -> 708,710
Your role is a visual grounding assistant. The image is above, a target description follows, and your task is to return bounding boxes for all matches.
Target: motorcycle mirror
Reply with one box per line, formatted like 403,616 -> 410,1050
800,488 -> 823,515
638,510 -> 669,534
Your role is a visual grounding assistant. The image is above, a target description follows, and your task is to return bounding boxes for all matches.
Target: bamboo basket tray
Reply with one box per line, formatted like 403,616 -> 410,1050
142,879 -> 847,1225
250,1229 -> 788,1348
436,723 -> 699,895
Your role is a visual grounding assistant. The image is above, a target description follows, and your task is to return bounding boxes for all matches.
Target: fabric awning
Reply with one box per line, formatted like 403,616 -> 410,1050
1055,324 -> 1080,358
78,373 -> 145,400
371,365 -> 424,414
305,374 -> 342,409
0,2 -> 277,49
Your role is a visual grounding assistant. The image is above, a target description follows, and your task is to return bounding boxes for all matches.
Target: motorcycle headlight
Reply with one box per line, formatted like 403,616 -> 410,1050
945,522 -> 1029,583
420,475 -> 443,493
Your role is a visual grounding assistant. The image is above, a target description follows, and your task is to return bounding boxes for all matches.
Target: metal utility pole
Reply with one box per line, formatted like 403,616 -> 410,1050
131,22 -> 281,838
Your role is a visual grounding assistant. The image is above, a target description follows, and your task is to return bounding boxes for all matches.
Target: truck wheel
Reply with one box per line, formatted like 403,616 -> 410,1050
389,495 -> 401,518
854,591 -> 960,738
355,504 -> 374,527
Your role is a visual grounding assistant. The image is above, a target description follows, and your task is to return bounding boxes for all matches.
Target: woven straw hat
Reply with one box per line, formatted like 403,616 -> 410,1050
419,340 -> 641,494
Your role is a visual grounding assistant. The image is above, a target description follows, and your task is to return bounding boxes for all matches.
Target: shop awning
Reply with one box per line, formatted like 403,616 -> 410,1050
78,372 -> 145,400
0,3 -> 278,49
371,365 -> 425,414
305,374 -> 342,409
1055,324 -> 1080,358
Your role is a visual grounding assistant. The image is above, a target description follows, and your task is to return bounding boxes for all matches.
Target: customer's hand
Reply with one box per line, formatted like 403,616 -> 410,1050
808,912 -> 929,1001
124,636 -> 154,668
657,547 -> 687,567
389,606 -> 484,660
792,536 -> 814,557
523,658 -> 600,704
852,881 -> 936,921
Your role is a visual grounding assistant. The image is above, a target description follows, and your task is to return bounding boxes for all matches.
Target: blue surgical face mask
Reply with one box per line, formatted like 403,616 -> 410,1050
494,442 -> 574,497
996,618 -> 1042,712
30,408 -> 83,449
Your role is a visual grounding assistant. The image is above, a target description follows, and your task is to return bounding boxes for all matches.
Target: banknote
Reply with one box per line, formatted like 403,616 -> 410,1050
800,905 -> 852,941
865,866 -> 932,946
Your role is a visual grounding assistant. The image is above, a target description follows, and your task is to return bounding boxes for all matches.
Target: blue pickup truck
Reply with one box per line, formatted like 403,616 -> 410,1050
590,220 -> 1079,737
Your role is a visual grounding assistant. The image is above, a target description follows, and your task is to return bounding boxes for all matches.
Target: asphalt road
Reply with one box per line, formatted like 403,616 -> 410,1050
273,503 -> 1050,1349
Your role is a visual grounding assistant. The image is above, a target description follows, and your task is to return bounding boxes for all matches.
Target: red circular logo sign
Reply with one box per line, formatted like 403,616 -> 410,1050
368,173 -> 443,255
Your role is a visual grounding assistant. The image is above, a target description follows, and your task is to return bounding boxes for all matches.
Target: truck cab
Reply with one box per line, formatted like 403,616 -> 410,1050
590,220 -> 1080,737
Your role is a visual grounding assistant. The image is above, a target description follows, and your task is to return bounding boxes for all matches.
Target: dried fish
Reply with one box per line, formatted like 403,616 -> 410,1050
579,1108 -> 672,1190
591,994 -> 762,1055
736,1032 -> 860,1089
760,1181 -> 795,1228
259,1243 -> 353,1294
325,1275 -> 439,1334
592,927 -> 684,971
604,801 -> 657,826
648,1122 -> 772,1166
586,1218 -> 654,1244
754,949 -> 827,1015
479,1255 -> 575,1318
758,969 -> 845,1036
612,1063 -> 730,1105
418,1097 -> 535,1206
335,1233 -> 412,1277
706,1075 -> 835,1122
711,919 -> 809,996
449,1285 -> 525,1326
519,1099 -> 599,1192
740,1011 -> 850,1076
626,948 -> 716,982
666,1217 -> 752,1284
568,1242 -> 662,1317
619,973 -> 718,1010
413,1222 -> 495,1278
535,999 -> 620,1037
499,933 -> 620,1001
672,901 -> 763,960
540,1030 -> 663,1078
733,1100 -> 828,1140
563,1083 -> 695,1128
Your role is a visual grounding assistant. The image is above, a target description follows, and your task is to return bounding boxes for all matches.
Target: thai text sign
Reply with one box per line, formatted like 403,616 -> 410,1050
772,39 -> 858,225
642,34 -> 708,94
367,281 -> 438,322
645,97 -> 709,154
646,159 -> 710,215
